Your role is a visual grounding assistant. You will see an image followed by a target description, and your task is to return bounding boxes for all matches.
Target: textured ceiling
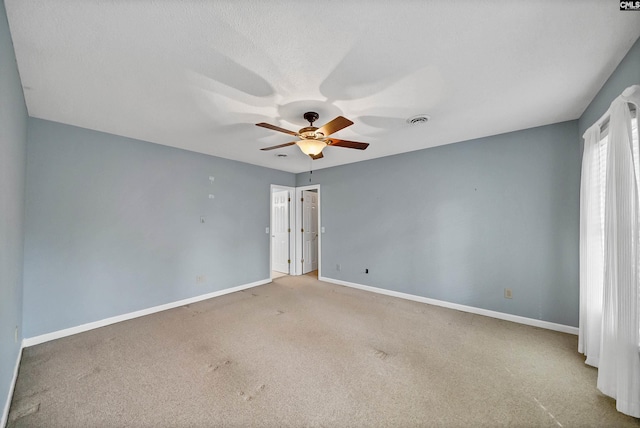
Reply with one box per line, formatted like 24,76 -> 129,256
5,1 -> 640,173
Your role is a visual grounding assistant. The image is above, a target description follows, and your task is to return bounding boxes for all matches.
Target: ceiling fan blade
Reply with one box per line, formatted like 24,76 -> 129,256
317,116 -> 353,137
256,122 -> 298,136
310,152 -> 324,160
260,142 -> 297,151
327,138 -> 369,150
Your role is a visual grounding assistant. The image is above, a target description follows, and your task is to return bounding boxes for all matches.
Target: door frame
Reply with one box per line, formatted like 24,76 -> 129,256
270,185 -> 296,280
295,184 -> 321,277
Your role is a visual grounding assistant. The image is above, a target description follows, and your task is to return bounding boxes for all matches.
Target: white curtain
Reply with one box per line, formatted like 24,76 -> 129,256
579,85 -> 640,418
578,124 -> 604,367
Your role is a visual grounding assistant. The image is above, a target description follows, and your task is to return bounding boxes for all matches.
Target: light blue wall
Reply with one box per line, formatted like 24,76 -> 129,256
0,0 -> 27,418
298,121 -> 581,327
23,119 -> 295,337
579,36 -> 640,137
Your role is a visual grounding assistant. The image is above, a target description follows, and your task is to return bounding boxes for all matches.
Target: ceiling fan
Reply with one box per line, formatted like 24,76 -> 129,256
256,112 -> 369,160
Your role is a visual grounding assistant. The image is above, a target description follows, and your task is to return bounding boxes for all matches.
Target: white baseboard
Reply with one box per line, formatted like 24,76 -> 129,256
319,276 -> 578,335
23,279 -> 270,348
2,342 -> 23,428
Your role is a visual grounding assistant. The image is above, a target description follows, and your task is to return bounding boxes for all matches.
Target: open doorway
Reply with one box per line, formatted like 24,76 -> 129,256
300,189 -> 318,277
270,184 -> 321,279
295,184 -> 321,279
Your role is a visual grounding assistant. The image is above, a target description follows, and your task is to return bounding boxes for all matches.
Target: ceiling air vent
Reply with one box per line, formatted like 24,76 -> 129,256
406,114 -> 430,125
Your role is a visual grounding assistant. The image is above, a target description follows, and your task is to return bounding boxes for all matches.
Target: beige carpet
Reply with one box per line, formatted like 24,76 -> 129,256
8,275 -> 640,427
271,271 -> 288,279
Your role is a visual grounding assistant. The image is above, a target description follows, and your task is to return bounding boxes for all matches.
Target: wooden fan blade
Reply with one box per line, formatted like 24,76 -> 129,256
317,116 -> 353,137
260,142 -> 297,151
310,152 -> 324,160
256,122 -> 298,136
327,138 -> 369,150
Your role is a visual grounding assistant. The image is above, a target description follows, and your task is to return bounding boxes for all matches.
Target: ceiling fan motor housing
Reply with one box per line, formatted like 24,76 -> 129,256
300,127 -> 323,139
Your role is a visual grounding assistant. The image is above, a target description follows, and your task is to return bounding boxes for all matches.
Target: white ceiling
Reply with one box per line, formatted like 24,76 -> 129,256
5,1 -> 640,173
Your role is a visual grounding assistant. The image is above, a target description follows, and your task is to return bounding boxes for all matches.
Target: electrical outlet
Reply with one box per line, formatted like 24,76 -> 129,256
504,288 -> 513,299
336,264 -> 341,271
196,275 -> 206,284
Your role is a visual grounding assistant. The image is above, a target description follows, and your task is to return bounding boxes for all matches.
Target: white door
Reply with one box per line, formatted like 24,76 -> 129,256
272,190 -> 290,274
302,190 -> 318,274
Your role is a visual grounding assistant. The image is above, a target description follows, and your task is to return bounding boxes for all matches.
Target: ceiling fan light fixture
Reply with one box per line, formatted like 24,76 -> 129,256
296,138 -> 327,156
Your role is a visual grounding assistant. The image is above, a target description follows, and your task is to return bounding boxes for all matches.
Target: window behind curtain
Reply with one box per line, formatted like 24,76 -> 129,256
594,107 -> 639,239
